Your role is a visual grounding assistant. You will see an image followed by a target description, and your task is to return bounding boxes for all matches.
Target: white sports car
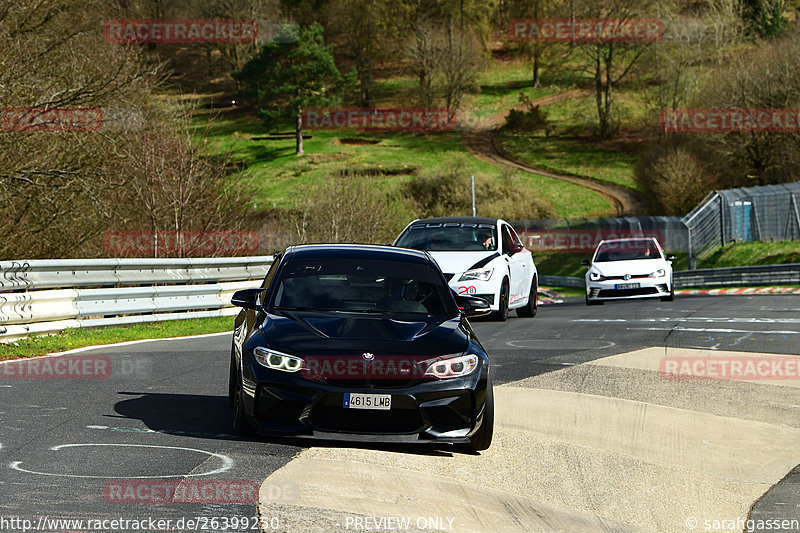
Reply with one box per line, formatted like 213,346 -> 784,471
583,237 -> 675,305
394,217 -> 538,320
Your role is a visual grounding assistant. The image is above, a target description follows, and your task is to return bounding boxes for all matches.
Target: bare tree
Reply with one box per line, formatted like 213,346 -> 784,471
570,0 -> 667,138
405,15 -> 483,111
406,17 -> 445,106
288,173 -> 405,245
0,0 -> 250,259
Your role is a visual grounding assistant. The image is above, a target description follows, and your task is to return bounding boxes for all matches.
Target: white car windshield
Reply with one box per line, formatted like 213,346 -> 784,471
594,239 -> 662,261
395,223 -> 498,251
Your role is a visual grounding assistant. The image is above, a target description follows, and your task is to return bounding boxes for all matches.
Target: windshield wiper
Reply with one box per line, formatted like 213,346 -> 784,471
274,306 -> 327,312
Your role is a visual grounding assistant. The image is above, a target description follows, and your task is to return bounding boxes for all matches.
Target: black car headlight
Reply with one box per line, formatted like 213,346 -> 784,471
424,354 -> 480,379
253,347 -> 304,372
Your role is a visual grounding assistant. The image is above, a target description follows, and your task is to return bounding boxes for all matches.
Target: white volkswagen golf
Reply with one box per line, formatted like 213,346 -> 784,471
394,217 -> 538,320
583,237 -> 675,305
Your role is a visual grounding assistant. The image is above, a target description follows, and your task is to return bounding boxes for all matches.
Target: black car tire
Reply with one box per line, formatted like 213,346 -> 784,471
228,352 -> 236,408
231,363 -> 255,436
493,279 -> 510,321
466,378 -> 494,452
516,276 -> 538,318
661,277 -> 675,301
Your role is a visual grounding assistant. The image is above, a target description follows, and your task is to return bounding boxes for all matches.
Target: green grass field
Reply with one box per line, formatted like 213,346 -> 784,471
191,60 -> 627,219
199,114 -> 614,218
498,133 -> 641,191
1,316 -> 233,360
700,241 -> 800,267
494,86 -> 655,192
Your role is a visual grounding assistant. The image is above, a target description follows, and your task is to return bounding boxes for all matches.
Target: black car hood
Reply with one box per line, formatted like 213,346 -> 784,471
259,311 -> 468,356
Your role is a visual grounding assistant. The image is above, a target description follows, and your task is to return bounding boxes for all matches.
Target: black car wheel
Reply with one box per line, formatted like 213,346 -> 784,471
661,276 -> 675,301
466,378 -> 494,452
231,362 -> 254,436
493,280 -> 509,321
586,295 -> 603,306
516,276 -> 538,318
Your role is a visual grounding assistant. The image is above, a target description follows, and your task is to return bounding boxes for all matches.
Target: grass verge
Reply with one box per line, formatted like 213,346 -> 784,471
700,241 -> 800,268
540,285 -> 585,298
0,316 -> 233,360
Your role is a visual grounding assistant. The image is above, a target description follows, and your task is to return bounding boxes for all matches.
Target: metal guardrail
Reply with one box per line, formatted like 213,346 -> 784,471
2,257 -> 797,343
539,275 -> 585,288
0,257 -> 272,291
540,264 -> 800,291
0,257 -> 274,343
672,263 -> 800,288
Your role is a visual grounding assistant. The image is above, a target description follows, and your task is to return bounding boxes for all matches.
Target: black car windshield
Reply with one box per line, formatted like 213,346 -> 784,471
395,223 -> 498,251
271,258 -> 456,316
594,239 -> 661,261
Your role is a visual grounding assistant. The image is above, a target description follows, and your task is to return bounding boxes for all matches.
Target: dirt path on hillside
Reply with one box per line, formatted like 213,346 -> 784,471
463,88 -> 645,216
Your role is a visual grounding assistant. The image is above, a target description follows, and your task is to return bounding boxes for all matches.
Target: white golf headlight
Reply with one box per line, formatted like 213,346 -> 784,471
650,268 -> 666,278
254,347 -> 304,372
424,354 -> 479,379
589,271 -> 605,281
459,268 -> 493,282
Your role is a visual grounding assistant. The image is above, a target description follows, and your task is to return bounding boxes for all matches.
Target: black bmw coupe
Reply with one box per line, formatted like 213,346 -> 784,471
228,244 -> 494,452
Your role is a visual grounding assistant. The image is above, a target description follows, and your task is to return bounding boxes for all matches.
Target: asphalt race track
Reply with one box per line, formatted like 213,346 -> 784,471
1,294 -> 799,533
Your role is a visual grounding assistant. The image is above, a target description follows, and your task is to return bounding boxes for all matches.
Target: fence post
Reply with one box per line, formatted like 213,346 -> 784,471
792,194 -> 800,240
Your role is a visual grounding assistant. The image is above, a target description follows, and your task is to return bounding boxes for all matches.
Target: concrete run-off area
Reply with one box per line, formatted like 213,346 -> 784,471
258,347 -> 800,533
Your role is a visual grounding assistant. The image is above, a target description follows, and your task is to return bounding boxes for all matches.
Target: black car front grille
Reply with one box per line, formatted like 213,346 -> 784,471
309,394 -> 424,434
322,376 -> 420,389
597,287 -> 659,298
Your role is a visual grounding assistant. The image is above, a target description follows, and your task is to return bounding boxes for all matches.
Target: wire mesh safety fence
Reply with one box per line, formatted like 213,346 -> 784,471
513,181 -> 800,268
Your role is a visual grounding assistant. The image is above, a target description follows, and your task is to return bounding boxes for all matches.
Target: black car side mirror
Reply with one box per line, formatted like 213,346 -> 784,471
581,258 -> 591,266
231,288 -> 262,310
454,294 -> 492,317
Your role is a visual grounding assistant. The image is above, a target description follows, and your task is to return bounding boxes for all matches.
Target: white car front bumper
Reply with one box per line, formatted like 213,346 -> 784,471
585,276 -> 671,301
447,276 -> 503,311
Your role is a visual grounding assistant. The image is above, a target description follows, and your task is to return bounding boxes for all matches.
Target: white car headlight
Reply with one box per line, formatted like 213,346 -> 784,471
589,271 -> 605,281
424,354 -> 480,379
254,347 -> 304,372
459,268 -> 493,282
650,268 -> 666,278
